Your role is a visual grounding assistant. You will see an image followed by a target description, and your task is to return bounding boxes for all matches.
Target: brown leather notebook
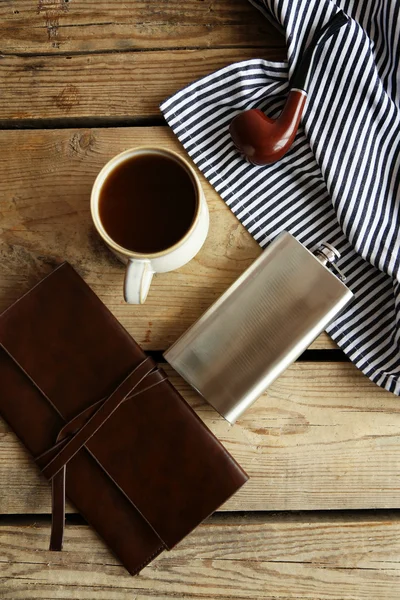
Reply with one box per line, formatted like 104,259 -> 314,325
0,263 -> 248,575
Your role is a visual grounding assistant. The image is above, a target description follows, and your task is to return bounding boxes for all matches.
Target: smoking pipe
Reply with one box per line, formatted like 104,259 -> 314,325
229,11 -> 349,165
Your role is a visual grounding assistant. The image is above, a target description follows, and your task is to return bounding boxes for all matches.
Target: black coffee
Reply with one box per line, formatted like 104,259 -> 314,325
99,153 -> 198,254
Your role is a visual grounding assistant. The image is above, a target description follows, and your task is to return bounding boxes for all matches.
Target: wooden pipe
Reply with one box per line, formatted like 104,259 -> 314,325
229,11 -> 349,166
230,90 -> 307,165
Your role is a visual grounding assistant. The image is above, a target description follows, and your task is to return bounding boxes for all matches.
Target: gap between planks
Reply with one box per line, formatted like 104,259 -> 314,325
0,509 -> 399,526
0,43 -> 284,58
0,116 -> 166,130
146,349 -> 350,363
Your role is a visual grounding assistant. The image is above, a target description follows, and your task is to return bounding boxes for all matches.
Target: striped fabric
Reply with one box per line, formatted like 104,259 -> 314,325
161,0 -> 400,395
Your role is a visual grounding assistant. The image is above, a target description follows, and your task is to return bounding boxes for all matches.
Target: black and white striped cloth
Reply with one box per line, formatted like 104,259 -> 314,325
161,0 -> 400,395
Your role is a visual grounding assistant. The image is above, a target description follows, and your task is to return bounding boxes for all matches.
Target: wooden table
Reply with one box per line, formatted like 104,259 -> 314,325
1,2 -> 400,598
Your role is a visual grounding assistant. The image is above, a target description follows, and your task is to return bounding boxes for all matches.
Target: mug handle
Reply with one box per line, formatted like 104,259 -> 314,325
124,259 -> 154,304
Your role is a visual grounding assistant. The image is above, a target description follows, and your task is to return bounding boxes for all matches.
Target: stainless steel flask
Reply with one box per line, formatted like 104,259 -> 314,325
164,231 -> 354,423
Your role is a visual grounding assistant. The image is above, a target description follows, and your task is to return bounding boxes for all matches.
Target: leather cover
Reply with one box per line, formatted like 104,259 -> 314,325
0,263 -> 248,574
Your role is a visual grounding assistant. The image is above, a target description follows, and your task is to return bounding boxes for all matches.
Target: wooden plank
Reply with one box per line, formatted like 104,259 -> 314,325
0,127 -> 334,350
0,48 -> 286,123
0,0 -> 284,53
1,361 -> 399,514
1,513 -> 400,599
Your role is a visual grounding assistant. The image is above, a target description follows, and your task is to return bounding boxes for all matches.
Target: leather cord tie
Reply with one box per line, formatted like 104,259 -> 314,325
35,357 -> 167,552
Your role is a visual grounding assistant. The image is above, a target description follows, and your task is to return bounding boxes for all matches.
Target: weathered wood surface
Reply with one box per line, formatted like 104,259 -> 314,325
0,48 -> 286,123
1,513 -> 400,599
0,0 -> 284,54
0,127 -> 334,349
1,362 -> 399,514
3,1 -> 397,597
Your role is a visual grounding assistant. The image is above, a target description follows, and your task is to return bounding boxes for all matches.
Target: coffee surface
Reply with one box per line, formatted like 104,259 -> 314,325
99,153 -> 197,253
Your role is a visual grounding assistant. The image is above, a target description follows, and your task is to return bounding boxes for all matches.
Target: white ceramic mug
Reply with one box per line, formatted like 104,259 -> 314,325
91,147 -> 209,304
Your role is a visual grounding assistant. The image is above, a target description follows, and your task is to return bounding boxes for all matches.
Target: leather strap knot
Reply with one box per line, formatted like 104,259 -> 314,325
34,357 -> 167,551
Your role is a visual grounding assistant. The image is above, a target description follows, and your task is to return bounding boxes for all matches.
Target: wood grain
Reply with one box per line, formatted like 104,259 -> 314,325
2,2 -> 394,597
1,513 -> 400,599
0,0 -> 284,54
0,48 -> 287,123
1,361 -> 399,514
0,127 -> 334,349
